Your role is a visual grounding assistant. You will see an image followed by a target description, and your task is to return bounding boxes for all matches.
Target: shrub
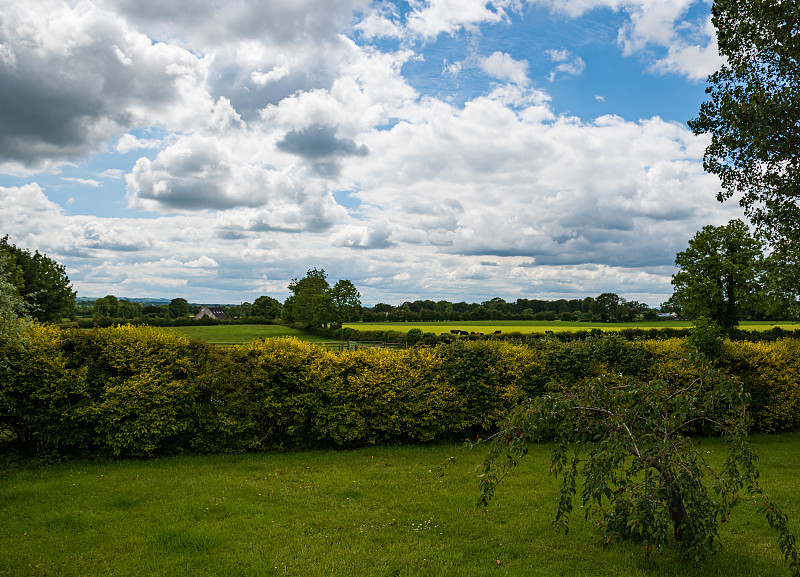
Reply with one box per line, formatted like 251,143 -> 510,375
0,324 -> 90,459
78,325 -> 204,457
406,328 -> 423,345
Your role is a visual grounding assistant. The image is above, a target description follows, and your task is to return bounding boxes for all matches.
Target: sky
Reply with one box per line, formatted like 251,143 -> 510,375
0,0 -> 746,306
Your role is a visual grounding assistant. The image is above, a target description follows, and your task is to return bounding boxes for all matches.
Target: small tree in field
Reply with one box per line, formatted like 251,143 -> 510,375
473,357 -> 798,573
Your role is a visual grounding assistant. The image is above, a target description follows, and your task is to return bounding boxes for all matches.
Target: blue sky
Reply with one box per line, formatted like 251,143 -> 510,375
0,0 -> 743,305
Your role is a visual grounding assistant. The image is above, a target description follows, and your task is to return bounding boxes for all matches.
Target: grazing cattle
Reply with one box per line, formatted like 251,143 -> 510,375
450,329 -> 461,335
460,331 -> 469,336
493,330 -> 502,334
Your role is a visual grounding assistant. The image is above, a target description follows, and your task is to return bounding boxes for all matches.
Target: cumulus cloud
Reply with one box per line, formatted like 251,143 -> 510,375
546,49 -> 586,81
278,125 -> 369,160
480,51 -> 530,85
116,134 -> 162,154
403,0 -> 521,39
0,0 -> 212,168
0,0 -> 740,305
533,0 -> 723,79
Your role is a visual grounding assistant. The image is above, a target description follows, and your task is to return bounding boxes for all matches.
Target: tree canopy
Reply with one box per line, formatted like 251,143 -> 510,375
690,0 -> 800,301
671,220 -> 764,329
0,236 -> 75,323
251,295 -> 282,319
282,269 -> 360,328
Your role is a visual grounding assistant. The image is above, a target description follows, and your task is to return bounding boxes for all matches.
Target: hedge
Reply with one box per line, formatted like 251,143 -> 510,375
2,324 -> 800,460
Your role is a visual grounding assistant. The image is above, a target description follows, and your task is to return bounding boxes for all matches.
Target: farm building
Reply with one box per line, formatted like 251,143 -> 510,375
195,306 -> 231,321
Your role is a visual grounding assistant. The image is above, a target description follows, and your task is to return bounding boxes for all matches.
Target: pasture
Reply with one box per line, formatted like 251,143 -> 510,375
163,320 -> 800,345
165,324 -> 335,344
2,435 -> 799,576
344,319 -> 799,335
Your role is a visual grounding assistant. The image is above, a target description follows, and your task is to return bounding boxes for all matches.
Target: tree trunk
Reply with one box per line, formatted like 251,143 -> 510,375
670,490 -> 688,541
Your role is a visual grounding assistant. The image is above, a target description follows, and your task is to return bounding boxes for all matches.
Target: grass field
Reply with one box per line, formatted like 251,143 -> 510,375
165,324 -> 336,344
1,434 -> 799,576
163,320 -> 800,345
344,319 -> 799,335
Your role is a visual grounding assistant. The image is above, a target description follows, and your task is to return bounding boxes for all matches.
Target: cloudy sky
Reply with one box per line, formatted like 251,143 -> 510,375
0,0 -> 744,306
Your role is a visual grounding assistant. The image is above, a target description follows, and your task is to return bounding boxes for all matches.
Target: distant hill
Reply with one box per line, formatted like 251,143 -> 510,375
75,297 -> 237,307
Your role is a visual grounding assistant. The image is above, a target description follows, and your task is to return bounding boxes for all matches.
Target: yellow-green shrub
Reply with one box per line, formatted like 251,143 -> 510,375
78,325 -> 204,457
0,323 -> 89,458
320,346 -> 459,443
721,340 -> 800,433
193,337 -> 329,451
5,326 -> 800,461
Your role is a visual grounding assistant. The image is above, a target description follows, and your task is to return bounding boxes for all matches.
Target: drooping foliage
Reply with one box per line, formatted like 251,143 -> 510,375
474,357 -> 799,573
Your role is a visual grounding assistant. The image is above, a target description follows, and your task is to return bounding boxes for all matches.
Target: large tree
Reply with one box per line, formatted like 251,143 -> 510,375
282,269 -> 360,328
251,295 -> 282,320
689,0 -> 800,301
282,268 -> 332,327
330,279 -> 361,323
0,236 -> 75,323
671,220 -> 764,329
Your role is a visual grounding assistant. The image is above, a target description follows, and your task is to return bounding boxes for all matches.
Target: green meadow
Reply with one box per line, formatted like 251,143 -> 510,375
2,435 -> 799,576
344,319 -> 799,335
165,324 -> 335,344
162,320 -> 800,345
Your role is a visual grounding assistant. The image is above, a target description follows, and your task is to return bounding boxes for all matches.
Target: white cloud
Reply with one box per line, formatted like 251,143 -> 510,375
533,0 -> 723,79
250,65 -> 290,85
0,0 -> 739,306
404,0 -> 521,39
116,134 -> 162,154
62,177 -> 102,188
546,49 -> 586,81
480,51 -> 530,85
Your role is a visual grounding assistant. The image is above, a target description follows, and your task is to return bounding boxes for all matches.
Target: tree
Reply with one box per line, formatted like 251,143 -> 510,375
168,298 -> 191,318
0,250 -> 30,381
690,1 -> 800,302
93,295 -> 119,318
330,279 -> 361,322
0,236 -> 76,323
282,269 -> 361,329
472,361 -> 799,572
671,220 -> 764,330
282,268 -> 331,327
0,250 -> 26,322
117,299 -> 142,319
591,293 -> 622,322
251,295 -> 282,319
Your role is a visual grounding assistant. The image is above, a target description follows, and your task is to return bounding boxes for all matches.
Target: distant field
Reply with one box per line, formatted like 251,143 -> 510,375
165,325 -> 336,344
344,320 -> 799,335
163,320 -> 799,344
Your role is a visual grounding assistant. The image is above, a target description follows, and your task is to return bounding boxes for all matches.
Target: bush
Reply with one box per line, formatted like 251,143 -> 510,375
406,328 -> 423,345
4,326 -> 800,461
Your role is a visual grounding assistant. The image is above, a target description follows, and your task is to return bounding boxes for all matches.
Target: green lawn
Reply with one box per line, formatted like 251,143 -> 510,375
165,324 -> 337,344
344,319 -> 799,335
160,320 -> 799,345
2,435 -> 799,576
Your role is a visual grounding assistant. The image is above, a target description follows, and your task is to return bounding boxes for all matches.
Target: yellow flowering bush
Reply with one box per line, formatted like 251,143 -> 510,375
0,323 -> 89,458
5,325 -> 800,461
78,325 -> 204,457
721,340 -> 800,433
321,346 -> 460,443
194,337 -> 329,451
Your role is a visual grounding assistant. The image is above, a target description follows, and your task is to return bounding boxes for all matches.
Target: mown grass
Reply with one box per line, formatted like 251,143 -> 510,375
163,320 -> 800,344
345,320 -> 799,335
2,434 -> 799,576
165,324 -> 337,344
